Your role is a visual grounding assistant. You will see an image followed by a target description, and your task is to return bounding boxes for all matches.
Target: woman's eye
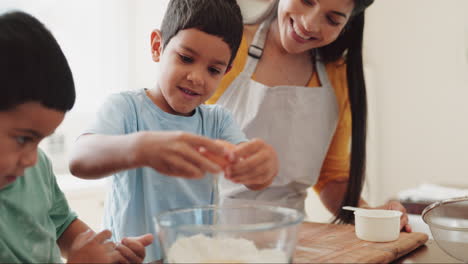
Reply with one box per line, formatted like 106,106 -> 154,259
179,54 -> 193,63
327,16 -> 340,26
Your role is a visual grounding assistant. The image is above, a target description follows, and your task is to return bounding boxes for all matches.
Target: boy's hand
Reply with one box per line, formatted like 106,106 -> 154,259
225,138 -> 278,190
67,230 -> 123,264
115,234 -> 154,264
135,131 -> 225,179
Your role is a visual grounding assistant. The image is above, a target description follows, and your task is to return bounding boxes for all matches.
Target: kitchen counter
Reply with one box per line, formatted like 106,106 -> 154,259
395,239 -> 462,263
150,223 -> 463,264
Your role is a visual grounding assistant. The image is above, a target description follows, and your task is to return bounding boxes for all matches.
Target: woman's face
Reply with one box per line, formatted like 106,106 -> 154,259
277,0 -> 355,54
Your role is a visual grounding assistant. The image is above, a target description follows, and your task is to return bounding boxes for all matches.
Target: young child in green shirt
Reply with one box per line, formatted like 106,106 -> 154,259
0,11 -> 152,263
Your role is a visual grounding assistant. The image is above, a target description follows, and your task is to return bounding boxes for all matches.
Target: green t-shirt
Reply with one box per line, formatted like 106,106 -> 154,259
0,149 -> 77,263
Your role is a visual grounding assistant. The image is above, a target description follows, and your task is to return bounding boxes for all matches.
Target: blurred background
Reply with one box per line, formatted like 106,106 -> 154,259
1,0 -> 467,231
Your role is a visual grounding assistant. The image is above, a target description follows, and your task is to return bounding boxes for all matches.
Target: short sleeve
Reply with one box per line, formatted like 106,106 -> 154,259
39,151 -> 78,238
217,107 -> 248,145
84,93 -> 134,135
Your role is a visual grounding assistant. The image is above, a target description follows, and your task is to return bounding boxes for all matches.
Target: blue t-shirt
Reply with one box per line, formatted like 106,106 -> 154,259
0,149 -> 77,263
84,89 -> 247,262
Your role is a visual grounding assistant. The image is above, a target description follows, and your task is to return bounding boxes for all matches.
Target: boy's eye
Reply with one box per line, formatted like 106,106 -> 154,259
208,67 -> 221,75
16,136 -> 32,146
179,54 -> 193,63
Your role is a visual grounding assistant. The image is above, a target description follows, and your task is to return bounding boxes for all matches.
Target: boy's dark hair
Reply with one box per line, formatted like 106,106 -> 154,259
160,0 -> 243,66
0,11 -> 75,112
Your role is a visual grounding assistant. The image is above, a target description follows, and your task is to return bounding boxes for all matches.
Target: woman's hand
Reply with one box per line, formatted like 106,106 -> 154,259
372,200 -> 412,232
225,138 -> 279,190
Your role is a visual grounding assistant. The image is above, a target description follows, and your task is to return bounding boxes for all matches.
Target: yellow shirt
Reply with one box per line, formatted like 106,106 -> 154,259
207,31 -> 351,193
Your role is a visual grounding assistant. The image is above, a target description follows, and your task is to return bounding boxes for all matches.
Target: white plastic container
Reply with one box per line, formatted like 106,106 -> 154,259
354,209 -> 402,242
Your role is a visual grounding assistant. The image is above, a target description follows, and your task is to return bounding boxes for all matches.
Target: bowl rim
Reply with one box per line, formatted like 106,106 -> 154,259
156,204 -> 305,232
422,196 -> 468,231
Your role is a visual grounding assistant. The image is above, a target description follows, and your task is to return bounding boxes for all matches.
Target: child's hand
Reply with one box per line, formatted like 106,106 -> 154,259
115,233 -> 154,264
135,131 -> 225,179
67,229 -> 122,264
225,138 -> 278,190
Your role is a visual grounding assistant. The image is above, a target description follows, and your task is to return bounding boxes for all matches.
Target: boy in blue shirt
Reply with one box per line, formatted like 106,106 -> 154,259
0,11 -> 153,263
69,0 -> 279,261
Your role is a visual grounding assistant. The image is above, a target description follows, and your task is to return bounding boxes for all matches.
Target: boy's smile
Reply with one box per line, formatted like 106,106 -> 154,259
149,28 -> 231,116
0,102 -> 64,189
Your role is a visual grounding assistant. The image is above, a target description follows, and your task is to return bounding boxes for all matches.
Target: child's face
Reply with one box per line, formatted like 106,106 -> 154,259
277,0 -> 354,54
0,102 -> 64,189
151,28 -> 231,116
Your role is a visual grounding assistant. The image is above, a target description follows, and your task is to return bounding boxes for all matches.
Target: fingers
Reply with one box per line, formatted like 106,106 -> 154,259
231,138 -> 263,158
159,155 -> 206,179
116,243 -> 140,263
103,241 -> 117,252
225,139 -> 277,187
228,159 -> 269,185
182,133 -> 225,156
92,229 -> 113,244
180,146 -> 222,174
114,234 -> 153,264
108,250 -> 128,264
132,233 -> 154,247
400,213 -> 409,231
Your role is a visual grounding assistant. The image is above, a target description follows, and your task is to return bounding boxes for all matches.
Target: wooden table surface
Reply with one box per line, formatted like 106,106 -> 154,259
294,222 -> 429,263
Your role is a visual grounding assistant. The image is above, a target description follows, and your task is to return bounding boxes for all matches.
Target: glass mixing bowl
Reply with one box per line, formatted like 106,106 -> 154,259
155,204 -> 304,263
422,196 -> 468,262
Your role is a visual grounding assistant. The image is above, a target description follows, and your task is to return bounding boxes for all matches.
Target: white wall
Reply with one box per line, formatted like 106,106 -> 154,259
131,0 -> 169,90
364,0 -> 468,204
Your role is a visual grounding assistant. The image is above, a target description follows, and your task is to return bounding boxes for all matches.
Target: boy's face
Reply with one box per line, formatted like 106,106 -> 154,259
150,28 -> 231,116
0,102 -> 64,189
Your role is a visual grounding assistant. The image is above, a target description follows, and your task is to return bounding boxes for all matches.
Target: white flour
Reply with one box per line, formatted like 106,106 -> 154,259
167,234 -> 288,263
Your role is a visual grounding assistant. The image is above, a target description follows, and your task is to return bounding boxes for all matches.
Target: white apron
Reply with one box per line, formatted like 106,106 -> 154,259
217,14 -> 339,212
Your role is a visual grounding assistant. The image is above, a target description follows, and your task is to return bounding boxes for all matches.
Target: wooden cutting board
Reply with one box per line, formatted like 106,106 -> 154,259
294,222 -> 429,263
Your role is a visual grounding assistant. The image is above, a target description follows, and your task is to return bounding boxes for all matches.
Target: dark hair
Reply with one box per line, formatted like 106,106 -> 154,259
0,11 -> 75,112
160,0 -> 243,66
318,0 -> 374,224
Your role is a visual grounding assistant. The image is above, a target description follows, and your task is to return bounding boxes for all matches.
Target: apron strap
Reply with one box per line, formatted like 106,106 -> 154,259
244,12 -> 276,76
314,53 -> 332,89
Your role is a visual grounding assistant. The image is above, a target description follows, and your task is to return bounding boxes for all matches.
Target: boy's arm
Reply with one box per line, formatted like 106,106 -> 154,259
70,131 -> 226,179
69,133 -> 142,179
57,219 -> 90,258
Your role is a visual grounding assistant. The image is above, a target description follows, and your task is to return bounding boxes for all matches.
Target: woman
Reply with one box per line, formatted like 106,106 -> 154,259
208,0 -> 411,231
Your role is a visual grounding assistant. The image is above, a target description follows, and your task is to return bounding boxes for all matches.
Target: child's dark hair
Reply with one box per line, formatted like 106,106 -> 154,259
318,0 -> 374,224
0,11 -> 75,112
160,0 -> 243,66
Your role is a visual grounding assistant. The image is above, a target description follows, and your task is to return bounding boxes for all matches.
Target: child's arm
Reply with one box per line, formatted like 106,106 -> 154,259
58,219 -> 154,263
58,219 -> 122,263
70,131 -> 226,179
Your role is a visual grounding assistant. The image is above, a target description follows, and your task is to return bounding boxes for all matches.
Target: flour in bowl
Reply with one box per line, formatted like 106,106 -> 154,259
167,234 -> 288,263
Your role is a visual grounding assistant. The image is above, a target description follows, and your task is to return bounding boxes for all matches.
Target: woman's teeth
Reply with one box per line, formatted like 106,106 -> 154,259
292,21 -> 312,40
